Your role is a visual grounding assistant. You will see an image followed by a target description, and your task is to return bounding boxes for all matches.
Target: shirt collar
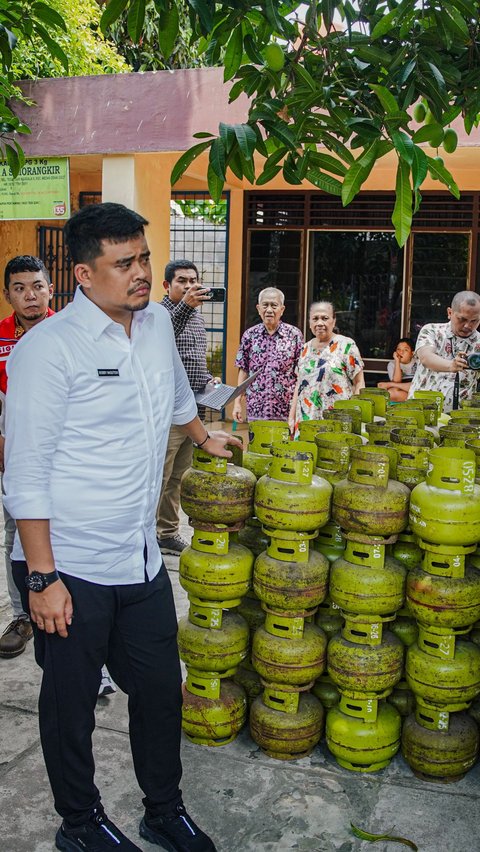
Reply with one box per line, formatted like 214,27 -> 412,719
260,320 -> 284,337
445,320 -> 480,343
73,286 -> 154,341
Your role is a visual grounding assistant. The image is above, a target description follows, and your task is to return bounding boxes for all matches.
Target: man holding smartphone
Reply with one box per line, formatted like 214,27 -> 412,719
156,260 -> 215,555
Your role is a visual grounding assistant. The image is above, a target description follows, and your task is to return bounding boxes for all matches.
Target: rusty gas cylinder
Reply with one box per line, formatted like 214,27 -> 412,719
255,443 -> 332,532
250,692 -> 324,760
181,680 -> 247,746
253,530 -> 329,612
329,533 -> 406,615
402,711 -> 479,782
181,448 -> 256,524
252,613 -> 327,687
333,447 -> 410,535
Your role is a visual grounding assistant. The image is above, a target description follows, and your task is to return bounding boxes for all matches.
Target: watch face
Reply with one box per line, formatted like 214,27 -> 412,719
26,572 -> 46,592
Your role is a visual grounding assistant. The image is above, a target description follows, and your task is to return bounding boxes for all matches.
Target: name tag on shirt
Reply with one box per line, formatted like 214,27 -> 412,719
97,369 -> 120,377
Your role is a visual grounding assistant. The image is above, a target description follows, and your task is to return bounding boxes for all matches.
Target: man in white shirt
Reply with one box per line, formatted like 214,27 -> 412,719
4,203 -> 235,852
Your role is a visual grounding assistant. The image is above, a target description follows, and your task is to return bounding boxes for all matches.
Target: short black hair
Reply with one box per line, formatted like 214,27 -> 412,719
4,255 -> 50,290
63,203 -> 149,265
396,337 -> 415,350
164,259 -> 199,284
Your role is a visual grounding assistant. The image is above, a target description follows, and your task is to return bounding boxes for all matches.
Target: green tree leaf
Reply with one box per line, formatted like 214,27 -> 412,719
370,84 -> 399,114
127,0 -> 146,43
32,2 -> 67,32
207,162 -> 224,202
209,136 -> 226,179
100,0 -> 129,34
223,26 -> 243,82
351,823 -> 418,850
411,145 -> 428,190
392,158 -> 412,247
426,155 -> 460,198
158,4 -> 179,59
171,139 -> 213,185
233,123 -> 257,159
391,130 -> 414,165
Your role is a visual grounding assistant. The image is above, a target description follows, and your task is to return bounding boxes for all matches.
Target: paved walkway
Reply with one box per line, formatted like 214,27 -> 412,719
1,509 -> 479,852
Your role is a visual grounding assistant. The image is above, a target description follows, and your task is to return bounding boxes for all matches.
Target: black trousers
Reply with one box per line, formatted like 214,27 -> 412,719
14,560 -> 183,826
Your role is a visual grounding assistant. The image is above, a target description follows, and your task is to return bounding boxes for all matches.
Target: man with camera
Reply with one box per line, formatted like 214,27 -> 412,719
408,290 -> 480,412
156,260 -> 216,555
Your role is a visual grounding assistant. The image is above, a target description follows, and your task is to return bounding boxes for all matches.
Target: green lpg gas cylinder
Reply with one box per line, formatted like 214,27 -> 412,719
465,437 -> 480,483
402,712 -> 479,782
298,419 -> 331,443
323,408 -> 359,435
243,420 -> 290,479
312,673 -> 340,709
406,632 -> 480,709
315,596 -> 344,640
390,428 -> 433,490
390,530 -> 422,572
233,662 -> 263,707
250,692 -> 324,760
406,556 -> 480,629
333,448 -> 410,535
313,522 -> 345,564
254,444 -> 332,531
177,610 -> 249,676
365,422 -> 393,446
328,629 -> 404,694
236,593 -> 265,634
438,423 -> 478,448
335,397 -> 374,425
253,531 -> 329,612
329,534 -> 406,615
236,518 -> 270,556
359,388 -> 389,417
314,433 -> 361,486
252,614 -> 327,687
409,447 -> 480,546
389,607 -> 418,647
247,420 -> 291,454
387,680 -> 416,717
181,449 -> 256,525
181,680 -> 247,746
180,529 -> 254,605
326,700 -> 401,772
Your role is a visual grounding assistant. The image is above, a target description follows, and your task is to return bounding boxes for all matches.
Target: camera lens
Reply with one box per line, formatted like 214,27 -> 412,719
466,353 -> 480,370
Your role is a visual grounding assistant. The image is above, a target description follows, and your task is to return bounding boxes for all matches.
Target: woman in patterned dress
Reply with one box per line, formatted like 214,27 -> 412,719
289,301 -> 365,433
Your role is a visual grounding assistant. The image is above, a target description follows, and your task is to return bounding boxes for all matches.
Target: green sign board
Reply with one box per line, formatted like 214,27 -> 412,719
0,157 -> 70,220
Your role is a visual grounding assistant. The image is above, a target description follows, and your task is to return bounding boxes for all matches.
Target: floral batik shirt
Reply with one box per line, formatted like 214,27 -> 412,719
235,321 -> 304,420
408,321 -> 480,412
295,335 -> 364,427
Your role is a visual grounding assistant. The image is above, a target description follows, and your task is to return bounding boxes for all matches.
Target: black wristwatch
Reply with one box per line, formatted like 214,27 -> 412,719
25,570 -> 60,592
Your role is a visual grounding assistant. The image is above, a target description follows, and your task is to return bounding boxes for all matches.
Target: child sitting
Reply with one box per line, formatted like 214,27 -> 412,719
377,338 -> 416,402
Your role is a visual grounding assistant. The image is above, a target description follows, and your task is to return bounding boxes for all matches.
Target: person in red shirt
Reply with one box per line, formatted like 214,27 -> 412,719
0,256 -> 54,658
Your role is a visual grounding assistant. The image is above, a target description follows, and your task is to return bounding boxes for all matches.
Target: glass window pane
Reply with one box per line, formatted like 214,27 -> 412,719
409,233 -> 470,339
308,231 -> 404,359
246,230 -> 302,328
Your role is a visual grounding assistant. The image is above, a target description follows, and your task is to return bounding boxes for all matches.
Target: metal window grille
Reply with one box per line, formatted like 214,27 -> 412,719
38,225 -> 75,310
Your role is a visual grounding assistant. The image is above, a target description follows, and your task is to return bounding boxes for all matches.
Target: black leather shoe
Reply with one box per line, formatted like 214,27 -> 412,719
139,803 -> 217,851
56,807 -> 142,851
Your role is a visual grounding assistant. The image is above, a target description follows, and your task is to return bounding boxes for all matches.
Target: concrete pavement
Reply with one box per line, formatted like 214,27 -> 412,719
1,514 -> 479,852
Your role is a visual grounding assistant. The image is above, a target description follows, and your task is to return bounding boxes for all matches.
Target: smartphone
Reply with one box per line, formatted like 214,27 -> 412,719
207,287 -> 226,302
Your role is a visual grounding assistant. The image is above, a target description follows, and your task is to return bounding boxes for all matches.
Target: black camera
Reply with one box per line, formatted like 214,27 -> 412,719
466,353 -> 480,370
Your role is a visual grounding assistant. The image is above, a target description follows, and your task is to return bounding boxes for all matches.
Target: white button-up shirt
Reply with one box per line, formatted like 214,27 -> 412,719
4,287 -> 197,584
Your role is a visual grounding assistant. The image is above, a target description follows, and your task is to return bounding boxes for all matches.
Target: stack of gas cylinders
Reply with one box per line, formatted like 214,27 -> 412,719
177,447 -> 256,746
176,389 -> 480,780
249,440 -> 331,758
